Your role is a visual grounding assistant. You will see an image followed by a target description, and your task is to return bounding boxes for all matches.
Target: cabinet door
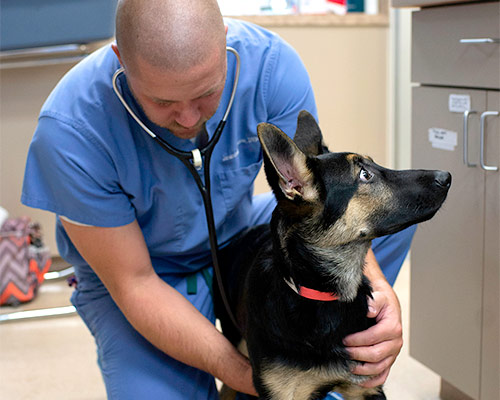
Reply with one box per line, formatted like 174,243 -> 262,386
410,86 -> 486,399
481,90 -> 500,400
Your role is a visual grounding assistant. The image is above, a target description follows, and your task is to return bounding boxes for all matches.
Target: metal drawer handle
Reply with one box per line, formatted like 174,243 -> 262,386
463,110 -> 477,167
480,111 -> 499,171
460,38 -> 500,44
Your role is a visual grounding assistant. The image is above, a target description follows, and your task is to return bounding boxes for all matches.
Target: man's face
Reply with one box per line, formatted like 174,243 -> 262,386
124,50 -> 227,139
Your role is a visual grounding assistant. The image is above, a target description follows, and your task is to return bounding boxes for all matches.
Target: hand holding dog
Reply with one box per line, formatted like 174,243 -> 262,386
343,250 -> 404,388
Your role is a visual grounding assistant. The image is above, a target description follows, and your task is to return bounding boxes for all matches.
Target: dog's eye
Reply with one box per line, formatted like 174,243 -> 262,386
359,168 -> 373,183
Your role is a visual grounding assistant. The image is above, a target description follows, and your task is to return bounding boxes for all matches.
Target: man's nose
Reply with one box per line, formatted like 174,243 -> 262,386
175,103 -> 201,128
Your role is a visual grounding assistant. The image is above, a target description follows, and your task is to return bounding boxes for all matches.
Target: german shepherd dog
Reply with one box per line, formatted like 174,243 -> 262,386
215,110 -> 451,400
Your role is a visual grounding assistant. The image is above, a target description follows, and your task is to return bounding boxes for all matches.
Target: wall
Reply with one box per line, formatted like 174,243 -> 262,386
391,8 -> 413,170
0,62 -> 80,255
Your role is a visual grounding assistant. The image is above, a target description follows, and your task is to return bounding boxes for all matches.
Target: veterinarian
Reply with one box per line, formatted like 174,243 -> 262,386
21,0 -> 415,398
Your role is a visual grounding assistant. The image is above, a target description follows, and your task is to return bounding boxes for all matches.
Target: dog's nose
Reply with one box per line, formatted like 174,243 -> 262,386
434,171 -> 452,188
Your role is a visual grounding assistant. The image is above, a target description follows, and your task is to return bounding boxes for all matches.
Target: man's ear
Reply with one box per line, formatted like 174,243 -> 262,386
257,122 -> 317,202
111,43 -> 124,67
293,110 -> 329,156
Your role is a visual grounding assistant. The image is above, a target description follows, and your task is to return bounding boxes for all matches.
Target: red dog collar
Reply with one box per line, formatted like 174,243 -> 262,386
284,278 -> 339,302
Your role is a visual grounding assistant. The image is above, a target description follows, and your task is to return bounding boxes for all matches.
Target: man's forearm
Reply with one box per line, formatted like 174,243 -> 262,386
60,219 -> 256,395
115,273 -> 256,395
363,247 -> 401,319
364,248 -> 391,291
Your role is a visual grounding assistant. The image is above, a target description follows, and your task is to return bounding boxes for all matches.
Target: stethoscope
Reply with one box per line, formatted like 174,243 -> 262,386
112,47 -> 241,330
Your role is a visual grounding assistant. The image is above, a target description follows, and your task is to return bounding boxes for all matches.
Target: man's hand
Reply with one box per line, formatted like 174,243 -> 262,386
343,283 -> 403,388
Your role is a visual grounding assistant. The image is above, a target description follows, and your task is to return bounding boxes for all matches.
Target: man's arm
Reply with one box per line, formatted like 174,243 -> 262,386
61,219 -> 257,396
343,248 -> 404,388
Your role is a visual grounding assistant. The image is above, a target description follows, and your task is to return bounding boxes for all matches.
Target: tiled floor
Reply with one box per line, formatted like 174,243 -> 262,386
0,259 -> 442,399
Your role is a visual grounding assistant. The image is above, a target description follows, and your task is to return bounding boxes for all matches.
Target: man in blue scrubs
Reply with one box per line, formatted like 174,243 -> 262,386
22,0 -> 414,398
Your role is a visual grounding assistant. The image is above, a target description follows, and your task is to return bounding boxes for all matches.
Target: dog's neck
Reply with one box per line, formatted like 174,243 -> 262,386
307,242 -> 371,302
276,226 -> 371,302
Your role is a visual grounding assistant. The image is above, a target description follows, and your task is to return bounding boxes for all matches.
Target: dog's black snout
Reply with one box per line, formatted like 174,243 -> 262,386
434,171 -> 452,188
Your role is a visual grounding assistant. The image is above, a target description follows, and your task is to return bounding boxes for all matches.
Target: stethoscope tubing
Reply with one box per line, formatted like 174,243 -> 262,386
112,47 -> 242,333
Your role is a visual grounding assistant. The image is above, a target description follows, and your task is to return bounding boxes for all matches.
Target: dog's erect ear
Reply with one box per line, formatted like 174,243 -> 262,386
293,110 -> 328,156
258,122 -> 317,202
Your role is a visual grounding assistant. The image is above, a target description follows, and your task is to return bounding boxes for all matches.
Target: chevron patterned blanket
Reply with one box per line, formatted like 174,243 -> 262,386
0,217 -> 51,306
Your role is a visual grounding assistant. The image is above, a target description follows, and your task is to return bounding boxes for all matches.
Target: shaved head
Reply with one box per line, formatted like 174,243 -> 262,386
115,0 -> 226,74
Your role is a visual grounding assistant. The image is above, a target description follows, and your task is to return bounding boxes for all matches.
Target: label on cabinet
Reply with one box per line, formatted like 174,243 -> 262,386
428,128 -> 457,151
449,94 -> 471,113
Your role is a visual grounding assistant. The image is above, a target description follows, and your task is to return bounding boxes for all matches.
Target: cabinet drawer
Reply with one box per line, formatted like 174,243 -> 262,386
412,2 -> 500,89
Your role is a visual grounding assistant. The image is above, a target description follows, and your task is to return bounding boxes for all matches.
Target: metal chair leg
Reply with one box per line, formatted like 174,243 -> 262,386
44,266 -> 75,280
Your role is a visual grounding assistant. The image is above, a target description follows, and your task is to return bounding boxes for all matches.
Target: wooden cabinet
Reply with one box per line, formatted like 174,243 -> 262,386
405,1 -> 499,399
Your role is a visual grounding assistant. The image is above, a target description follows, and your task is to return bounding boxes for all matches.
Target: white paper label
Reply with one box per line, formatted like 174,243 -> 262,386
449,94 -> 471,113
428,128 -> 457,151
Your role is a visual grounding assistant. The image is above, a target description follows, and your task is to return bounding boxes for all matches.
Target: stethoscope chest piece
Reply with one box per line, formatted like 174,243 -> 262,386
192,149 -> 202,170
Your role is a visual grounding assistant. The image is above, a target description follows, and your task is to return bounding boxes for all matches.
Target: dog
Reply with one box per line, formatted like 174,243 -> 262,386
215,110 -> 451,400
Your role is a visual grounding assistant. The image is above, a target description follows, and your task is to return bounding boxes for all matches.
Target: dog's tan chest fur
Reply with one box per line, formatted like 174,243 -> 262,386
262,362 -> 379,400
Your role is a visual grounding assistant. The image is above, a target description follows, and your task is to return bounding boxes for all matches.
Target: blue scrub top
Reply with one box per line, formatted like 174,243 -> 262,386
21,19 -> 318,288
